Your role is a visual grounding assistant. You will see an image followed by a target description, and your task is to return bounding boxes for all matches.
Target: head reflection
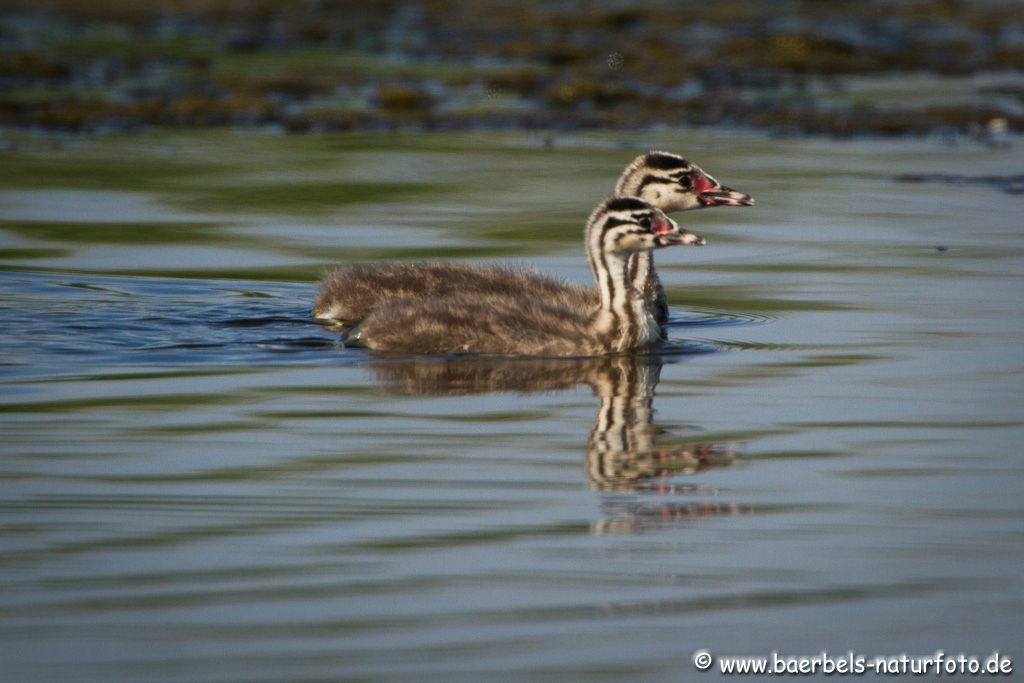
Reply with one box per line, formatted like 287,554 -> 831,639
368,354 -> 747,532
584,356 -> 733,491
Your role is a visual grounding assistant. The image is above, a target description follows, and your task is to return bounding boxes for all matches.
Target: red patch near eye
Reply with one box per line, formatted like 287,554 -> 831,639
653,216 -> 672,233
693,174 -> 717,193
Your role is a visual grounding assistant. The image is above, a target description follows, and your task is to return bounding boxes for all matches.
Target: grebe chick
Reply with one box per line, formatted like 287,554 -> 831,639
313,152 -> 751,323
349,198 -> 704,357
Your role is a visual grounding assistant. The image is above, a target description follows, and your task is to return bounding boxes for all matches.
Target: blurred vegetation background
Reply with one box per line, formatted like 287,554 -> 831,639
2,0 -> 1023,137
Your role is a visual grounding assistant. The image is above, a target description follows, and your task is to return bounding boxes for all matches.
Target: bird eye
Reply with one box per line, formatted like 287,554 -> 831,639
677,175 -> 693,190
638,216 -> 652,229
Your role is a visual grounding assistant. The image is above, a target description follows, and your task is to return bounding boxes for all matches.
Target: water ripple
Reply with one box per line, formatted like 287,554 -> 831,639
666,310 -> 778,328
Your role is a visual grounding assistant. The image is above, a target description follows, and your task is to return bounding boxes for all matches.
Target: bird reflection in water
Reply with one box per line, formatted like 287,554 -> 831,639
368,353 -> 749,533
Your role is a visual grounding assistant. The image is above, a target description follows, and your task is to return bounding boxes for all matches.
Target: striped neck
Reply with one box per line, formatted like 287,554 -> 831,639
614,161 -> 672,325
628,252 -> 666,323
586,222 -> 661,352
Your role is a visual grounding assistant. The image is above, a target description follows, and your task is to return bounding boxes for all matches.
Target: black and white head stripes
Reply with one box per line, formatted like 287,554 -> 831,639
584,197 -> 704,352
615,150 -> 754,212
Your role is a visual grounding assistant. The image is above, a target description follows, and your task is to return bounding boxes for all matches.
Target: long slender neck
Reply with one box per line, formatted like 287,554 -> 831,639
615,171 -> 666,324
586,230 -> 659,351
589,241 -> 631,312
629,252 -> 667,324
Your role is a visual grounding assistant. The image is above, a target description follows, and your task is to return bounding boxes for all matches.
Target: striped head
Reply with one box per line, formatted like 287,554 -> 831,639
588,197 -> 705,258
615,151 -> 754,212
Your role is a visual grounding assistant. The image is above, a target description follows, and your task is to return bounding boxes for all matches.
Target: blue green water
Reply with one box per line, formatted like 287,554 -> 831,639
1,131 -> 1022,681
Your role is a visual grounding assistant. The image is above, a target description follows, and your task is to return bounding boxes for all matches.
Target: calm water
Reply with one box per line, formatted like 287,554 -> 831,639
1,131 -> 1022,682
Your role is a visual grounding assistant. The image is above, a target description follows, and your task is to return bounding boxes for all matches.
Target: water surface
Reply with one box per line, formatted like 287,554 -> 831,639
1,131 -> 1022,681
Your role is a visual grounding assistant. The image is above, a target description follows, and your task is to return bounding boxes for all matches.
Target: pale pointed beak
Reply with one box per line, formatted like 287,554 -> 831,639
653,215 -> 704,247
657,230 -> 705,247
698,186 -> 754,207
